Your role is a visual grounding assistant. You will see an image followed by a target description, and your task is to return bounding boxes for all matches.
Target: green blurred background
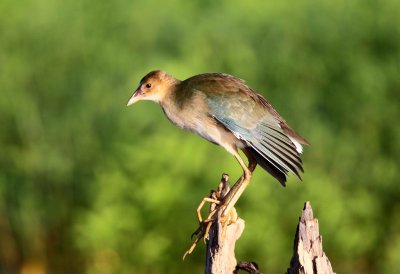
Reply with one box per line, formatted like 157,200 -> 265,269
1,0 -> 399,273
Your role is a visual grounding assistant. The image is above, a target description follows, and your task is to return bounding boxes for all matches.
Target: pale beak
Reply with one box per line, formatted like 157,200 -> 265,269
127,90 -> 141,106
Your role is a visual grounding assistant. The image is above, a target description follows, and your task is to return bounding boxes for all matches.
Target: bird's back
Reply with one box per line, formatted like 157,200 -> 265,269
182,73 -> 308,145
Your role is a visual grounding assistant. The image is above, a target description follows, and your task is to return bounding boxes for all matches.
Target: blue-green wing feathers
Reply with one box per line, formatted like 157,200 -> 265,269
185,73 -> 306,184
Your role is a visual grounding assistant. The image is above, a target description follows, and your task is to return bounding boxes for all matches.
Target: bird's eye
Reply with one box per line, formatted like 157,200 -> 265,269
145,83 -> 152,88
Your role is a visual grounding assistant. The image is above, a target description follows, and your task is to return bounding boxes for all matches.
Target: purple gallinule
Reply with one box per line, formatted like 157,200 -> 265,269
127,70 -> 309,221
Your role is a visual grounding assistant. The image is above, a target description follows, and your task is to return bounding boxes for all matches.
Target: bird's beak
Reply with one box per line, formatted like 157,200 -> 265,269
127,90 -> 141,106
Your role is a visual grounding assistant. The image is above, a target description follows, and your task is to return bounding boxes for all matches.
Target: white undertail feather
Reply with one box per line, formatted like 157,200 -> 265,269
289,137 -> 303,154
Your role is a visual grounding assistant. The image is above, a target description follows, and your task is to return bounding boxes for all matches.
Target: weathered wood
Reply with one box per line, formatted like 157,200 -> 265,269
287,201 -> 336,274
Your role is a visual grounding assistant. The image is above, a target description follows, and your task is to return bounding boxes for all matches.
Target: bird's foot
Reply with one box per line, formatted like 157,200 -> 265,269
183,174 -> 237,259
183,191 -> 219,260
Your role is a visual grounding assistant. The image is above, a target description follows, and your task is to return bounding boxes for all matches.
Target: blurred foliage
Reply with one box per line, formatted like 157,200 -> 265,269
0,0 -> 400,273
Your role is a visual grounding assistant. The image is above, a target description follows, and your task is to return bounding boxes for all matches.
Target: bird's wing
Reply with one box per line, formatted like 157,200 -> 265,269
212,112 -> 304,180
190,73 -> 304,179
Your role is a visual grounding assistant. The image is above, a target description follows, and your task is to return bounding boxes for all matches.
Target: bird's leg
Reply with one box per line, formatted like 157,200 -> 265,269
220,150 -> 255,220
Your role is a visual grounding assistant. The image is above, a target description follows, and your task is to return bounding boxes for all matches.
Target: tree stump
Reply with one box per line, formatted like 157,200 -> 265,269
287,201 -> 336,274
203,175 -> 262,274
204,175 -> 245,274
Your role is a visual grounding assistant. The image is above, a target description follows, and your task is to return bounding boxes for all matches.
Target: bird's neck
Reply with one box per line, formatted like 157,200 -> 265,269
159,81 -> 190,129
157,78 -> 181,105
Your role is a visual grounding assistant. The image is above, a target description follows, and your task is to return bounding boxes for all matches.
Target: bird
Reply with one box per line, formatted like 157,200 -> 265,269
127,70 -> 309,220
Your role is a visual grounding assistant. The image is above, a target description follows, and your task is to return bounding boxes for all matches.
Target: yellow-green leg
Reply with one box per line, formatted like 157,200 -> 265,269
220,149 -> 256,220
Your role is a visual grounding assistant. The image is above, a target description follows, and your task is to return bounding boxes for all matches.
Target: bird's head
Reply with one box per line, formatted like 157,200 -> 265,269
127,70 -> 177,106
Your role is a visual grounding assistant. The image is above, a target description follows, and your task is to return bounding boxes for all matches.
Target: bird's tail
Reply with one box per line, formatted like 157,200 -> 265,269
244,147 -> 288,187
